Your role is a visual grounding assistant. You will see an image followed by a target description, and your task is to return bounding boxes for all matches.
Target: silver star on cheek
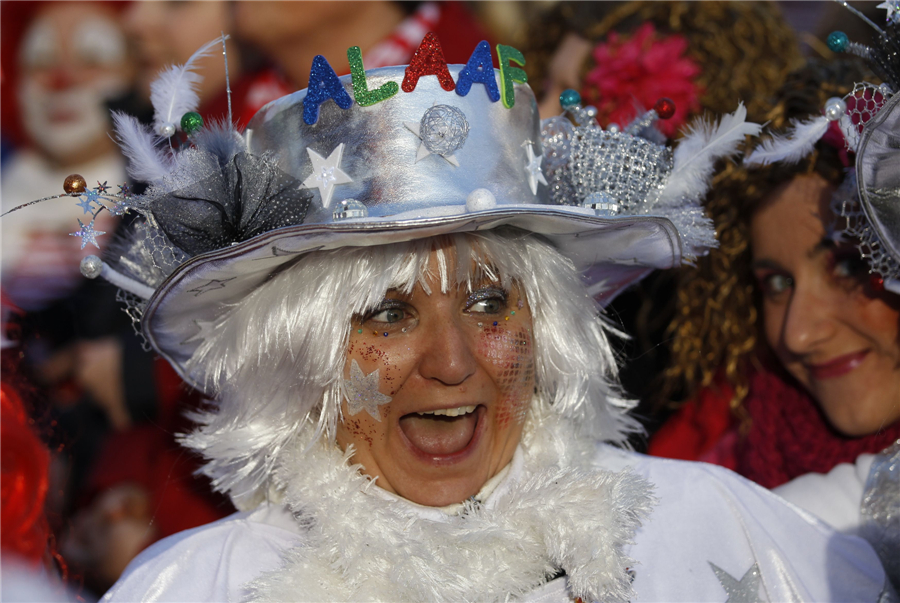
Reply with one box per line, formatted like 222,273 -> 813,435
709,562 -> 762,603
302,144 -> 353,209
344,359 -> 392,421
524,143 -> 548,195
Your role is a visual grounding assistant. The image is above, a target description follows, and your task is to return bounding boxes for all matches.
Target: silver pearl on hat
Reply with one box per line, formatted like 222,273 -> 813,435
159,122 -> 177,137
825,97 -> 847,122
80,255 -> 104,279
466,188 -> 496,212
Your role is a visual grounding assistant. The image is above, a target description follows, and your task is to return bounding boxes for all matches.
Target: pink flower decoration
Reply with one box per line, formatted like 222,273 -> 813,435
582,23 -> 703,138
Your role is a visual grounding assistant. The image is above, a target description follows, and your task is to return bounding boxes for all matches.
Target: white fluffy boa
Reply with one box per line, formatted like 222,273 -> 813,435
245,414 -> 655,603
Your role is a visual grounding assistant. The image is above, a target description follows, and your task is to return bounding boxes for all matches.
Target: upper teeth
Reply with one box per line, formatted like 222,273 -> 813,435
417,405 -> 477,417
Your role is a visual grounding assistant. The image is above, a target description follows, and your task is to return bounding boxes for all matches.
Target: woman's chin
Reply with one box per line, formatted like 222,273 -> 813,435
396,479 -> 484,507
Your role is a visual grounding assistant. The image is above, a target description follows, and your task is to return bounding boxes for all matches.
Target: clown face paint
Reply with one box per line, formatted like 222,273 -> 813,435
18,4 -> 130,162
336,260 -> 535,507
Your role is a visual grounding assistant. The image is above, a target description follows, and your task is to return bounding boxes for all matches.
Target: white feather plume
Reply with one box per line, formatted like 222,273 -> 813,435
150,37 -> 225,135
744,115 -> 830,166
111,112 -> 172,184
660,103 -> 761,203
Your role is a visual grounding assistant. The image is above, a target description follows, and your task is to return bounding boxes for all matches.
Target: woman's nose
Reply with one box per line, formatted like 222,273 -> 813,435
781,282 -> 836,355
417,318 -> 477,386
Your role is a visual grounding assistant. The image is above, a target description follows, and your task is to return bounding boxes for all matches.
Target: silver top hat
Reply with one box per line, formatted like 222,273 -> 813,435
82,59 -> 740,392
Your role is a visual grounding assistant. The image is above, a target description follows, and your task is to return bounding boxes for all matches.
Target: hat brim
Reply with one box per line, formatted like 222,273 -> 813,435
143,205 -> 680,393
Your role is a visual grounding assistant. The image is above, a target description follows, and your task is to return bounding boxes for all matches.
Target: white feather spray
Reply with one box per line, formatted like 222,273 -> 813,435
111,112 -> 172,184
744,115 -> 830,166
660,103 -> 761,203
150,37 -> 225,135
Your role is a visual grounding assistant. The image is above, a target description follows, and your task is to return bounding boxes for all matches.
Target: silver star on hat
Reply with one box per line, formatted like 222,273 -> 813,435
302,143 -> 353,208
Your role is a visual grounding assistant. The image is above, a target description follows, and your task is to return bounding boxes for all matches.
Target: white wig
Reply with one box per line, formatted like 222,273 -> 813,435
183,228 -> 639,508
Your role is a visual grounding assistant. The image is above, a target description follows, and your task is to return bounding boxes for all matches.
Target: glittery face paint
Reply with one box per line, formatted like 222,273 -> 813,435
478,326 -> 534,429
335,254 -> 535,507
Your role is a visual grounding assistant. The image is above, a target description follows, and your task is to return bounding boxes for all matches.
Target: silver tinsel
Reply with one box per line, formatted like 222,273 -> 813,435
567,127 -> 673,211
419,105 -> 470,157
540,116 -> 574,171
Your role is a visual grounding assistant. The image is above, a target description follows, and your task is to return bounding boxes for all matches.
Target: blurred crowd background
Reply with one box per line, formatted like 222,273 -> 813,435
0,1 -> 889,600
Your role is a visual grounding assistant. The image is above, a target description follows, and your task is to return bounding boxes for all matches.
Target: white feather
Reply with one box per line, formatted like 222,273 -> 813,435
744,115 -> 830,166
660,103 -> 761,203
150,37 -> 225,134
111,112 -> 172,184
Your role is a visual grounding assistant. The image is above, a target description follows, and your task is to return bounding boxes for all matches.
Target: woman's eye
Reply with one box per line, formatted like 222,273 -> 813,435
757,273 -> 793,296
831,255 -> 868,280
368,307 -> 405,323
469,298 -> 503,313
465,287 -> 508,314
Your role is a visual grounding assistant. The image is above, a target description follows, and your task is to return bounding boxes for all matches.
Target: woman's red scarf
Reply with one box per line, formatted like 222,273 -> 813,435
649,367 -> 900,489
738,369 -> 900,488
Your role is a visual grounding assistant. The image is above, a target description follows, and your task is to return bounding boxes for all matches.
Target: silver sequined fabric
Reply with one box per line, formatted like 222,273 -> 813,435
861,439 -> 900,593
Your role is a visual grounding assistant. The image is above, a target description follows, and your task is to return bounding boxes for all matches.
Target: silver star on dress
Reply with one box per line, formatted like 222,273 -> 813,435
69,218 -> 105,249
302,144 -> 353,209
344,359 -> 392,421
524,143 -> 548,195
878,0 -> 900,23
709,562 -> 762,603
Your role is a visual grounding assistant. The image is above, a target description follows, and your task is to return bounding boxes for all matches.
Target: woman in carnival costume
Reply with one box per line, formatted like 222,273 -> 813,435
651,6 -> 900,591
26,32 -> 889,602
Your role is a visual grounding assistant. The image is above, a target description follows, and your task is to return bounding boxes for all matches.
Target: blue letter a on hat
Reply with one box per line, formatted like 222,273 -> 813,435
303,55 -> 354,125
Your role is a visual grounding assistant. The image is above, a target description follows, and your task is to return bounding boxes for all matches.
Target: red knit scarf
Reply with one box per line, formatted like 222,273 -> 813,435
738,368 -> 900,488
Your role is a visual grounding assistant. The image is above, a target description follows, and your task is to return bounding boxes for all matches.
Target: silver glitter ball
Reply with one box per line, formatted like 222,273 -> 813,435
80,255 -> 104,279
607,123 -> 621,133
540,116 -> 574,171
466,188 -> 496,212
419,105 -> 470,156
825,97 -> 847,122
583,105 -> 598,118
159,122 -> 176,138
333,198 -> 368,221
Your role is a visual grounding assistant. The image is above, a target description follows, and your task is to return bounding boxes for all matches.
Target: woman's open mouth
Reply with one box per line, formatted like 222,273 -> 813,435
398,405 -> 485,458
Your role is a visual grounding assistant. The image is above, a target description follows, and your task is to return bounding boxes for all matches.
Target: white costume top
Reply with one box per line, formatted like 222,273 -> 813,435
774,441 -> 899,592
104,422 -> 891,603
774,453 -> 876,535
